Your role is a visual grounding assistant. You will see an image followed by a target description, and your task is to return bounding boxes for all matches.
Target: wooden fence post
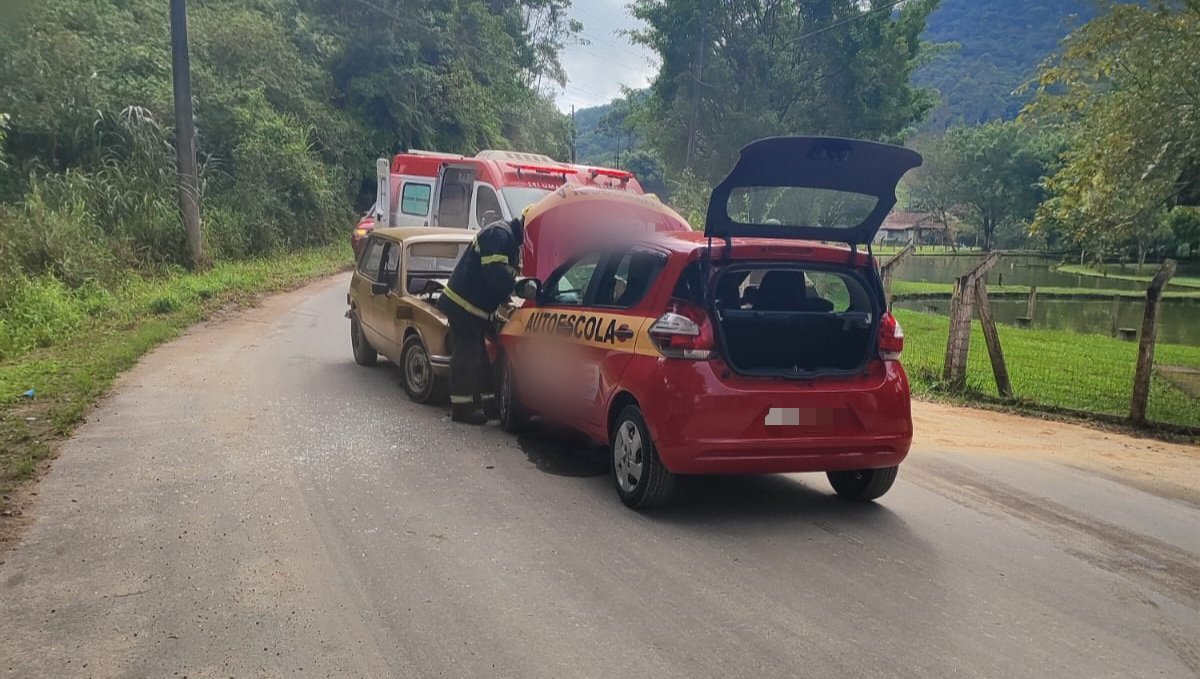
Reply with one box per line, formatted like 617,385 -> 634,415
880,243 -> 914,305
942,252 -> 1001,388
1026,285 -> 1038,320
975,279 -> 1013,398
1130,260 -> 1177,425
942,276 -> 974,387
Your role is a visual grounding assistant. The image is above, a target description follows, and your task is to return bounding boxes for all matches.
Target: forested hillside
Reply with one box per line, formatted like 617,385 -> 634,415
916,0 -> 1104,128
575,1 -> 1121,142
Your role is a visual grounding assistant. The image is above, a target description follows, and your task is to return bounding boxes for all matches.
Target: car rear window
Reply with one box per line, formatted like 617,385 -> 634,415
407,242 -> 466,273
726,186 -> 878,231
670,261 -> 869,310
718,267 -> 866,314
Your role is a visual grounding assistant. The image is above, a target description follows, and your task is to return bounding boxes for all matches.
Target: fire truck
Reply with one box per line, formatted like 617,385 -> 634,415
351,150 -> 645,256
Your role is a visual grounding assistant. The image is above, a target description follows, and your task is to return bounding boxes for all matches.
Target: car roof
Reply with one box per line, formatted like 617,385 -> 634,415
371,226 -> 473,243
637,230 -> 873,265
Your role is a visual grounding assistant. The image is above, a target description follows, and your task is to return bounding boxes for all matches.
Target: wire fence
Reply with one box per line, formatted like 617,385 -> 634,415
892,271 -> 1200,432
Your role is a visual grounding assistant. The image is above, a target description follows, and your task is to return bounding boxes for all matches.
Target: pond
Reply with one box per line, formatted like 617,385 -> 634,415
893,297 -> 1200,347
890,254 -> 1189,292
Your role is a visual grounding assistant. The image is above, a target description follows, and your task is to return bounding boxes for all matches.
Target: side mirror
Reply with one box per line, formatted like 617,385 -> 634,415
371,281 -> 390,296
514,278 -> 541,301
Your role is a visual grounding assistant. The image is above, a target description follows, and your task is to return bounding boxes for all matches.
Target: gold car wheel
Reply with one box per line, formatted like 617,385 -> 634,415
401,336 -> 438,403
350,312 -> 377,367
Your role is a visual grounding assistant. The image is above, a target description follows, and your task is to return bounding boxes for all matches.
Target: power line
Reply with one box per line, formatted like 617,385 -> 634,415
785,0 -> 910,46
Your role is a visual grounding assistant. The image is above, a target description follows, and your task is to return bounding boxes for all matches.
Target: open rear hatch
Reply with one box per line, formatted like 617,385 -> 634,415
703,136 -> 922,246
701,137 -> 921,378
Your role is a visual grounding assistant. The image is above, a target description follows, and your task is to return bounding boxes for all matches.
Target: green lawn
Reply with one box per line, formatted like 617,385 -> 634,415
895,309 -> 1200,429
1057,264 -> 1200,289
0,244 -> 351,506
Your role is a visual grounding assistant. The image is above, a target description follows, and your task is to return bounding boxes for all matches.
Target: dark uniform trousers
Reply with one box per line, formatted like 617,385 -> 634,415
443,302 -> 494,406
436,218 -> 521,412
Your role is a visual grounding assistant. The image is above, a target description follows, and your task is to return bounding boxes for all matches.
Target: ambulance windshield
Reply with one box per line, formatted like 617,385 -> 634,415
501,187 -> 552,217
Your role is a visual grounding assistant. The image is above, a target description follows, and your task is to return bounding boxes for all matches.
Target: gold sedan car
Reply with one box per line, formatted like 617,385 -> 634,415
347,227 -> 475,403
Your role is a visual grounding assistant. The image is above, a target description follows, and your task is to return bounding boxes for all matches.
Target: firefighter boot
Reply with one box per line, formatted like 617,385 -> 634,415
452,403 -> 488,426
480,394 -> 501,421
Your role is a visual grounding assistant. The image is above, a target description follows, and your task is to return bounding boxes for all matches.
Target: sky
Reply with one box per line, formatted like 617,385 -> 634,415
554,0 -> 656,112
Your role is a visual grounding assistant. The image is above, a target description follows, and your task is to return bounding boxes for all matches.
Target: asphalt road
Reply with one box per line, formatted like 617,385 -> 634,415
2,274 -> 1198,679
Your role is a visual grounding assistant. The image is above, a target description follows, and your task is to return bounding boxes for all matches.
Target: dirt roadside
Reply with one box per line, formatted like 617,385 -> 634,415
913,401 -> 1200,506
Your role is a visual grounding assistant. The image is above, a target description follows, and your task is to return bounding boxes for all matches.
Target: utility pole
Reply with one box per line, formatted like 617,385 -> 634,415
570,105 -> 577,163
170,0 -> 204,269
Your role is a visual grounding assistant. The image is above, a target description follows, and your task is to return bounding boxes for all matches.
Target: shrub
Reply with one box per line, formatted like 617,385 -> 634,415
0,275 -> 85,358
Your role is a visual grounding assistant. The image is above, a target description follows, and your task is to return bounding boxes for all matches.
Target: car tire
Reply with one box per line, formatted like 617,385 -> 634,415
350,311 -> 378,367
611,405 -> 675,509
827,466 -> 899,501
400,336 -> 446,404
497,357 -> 532,433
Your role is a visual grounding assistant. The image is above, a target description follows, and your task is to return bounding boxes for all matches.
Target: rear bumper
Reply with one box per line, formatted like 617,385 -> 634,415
659,436 -> 909,474
626,358 -> 913,475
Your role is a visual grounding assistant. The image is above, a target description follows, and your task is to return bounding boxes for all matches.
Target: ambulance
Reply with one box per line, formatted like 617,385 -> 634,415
351,150 -> 645,256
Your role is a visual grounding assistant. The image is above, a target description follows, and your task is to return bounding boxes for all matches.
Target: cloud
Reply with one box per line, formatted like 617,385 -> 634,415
555,0 -> 657,111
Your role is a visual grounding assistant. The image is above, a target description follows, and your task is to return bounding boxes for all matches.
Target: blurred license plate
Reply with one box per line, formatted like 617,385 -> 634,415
765,407 -> 845,426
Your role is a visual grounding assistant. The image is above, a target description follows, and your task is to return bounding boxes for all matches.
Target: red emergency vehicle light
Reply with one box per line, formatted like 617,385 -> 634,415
589,168 -> 634,181
509,163 -> 578,176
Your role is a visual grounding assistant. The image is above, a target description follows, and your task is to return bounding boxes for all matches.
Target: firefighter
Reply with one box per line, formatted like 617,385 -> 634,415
437,217 -> 524,425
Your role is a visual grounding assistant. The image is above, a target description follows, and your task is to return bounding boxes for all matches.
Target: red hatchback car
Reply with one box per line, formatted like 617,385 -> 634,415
496,137 -> 922,509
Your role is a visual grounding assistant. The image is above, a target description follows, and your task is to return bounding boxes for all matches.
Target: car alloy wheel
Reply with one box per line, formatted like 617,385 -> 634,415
613,420 -> 644,494
610,405 -> 676,509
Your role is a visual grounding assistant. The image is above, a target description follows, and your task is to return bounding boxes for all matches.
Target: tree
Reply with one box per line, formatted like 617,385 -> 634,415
908,121 -> 1059,250
629,0 -> 939,182
1028,1 -> 1200,268
906,136 -> 962,248
623,150 -> 667,197
0,0 -> 578,271
1164,206 -> 1200,255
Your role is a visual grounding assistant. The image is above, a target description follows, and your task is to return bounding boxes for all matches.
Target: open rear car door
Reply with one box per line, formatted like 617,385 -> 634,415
703,136 -> 922,246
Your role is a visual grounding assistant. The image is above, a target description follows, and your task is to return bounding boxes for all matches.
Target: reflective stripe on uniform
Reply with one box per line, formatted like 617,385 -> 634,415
442,285 -> 491,320
450,394 -> 474,404
480,254 -> 510,266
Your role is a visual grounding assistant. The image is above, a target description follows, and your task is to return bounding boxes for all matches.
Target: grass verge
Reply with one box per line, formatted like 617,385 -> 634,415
894,309 -> 1200,433
0,244 -> 351,513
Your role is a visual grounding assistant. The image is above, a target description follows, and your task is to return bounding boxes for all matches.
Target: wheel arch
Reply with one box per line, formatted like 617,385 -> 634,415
606,391 -> 641,442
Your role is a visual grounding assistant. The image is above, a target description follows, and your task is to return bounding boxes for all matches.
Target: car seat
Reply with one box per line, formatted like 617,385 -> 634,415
755,271 -> 834,313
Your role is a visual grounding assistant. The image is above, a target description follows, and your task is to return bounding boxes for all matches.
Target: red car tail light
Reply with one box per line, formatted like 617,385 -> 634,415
649,301 -> 714,360
878,312 -> 904,361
